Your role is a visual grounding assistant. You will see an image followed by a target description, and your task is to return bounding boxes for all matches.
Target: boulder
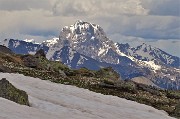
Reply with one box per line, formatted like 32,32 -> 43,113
0,78 -> 29,106
35,49 -> 46,58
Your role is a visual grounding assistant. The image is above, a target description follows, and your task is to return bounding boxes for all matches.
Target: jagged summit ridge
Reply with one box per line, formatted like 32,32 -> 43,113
72,20 -> 100,33
59,20 -> 108,44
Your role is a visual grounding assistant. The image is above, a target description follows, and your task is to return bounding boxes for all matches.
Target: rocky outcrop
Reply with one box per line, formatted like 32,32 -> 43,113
0,45 -> 13,54
0,78 -> 29,105
21,55 -> 39,68
35,49 -> 46,58
0,65 -> 11,73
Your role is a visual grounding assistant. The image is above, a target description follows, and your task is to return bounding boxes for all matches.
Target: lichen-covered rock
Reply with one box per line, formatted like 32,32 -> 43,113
0,78 -> 29,106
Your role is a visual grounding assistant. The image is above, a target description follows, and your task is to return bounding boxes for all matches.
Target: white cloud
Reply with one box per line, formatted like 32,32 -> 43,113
141,0 -> 180,16
97,15 -> 180,40
0,0 -> 179,57
52,0 -> 148,16
0,0 -> 52,11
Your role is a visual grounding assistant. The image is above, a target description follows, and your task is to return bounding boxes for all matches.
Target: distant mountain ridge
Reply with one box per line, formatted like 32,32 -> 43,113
1,39 -> 49,55
0,20 -> 179,90
117,42 -> 179,68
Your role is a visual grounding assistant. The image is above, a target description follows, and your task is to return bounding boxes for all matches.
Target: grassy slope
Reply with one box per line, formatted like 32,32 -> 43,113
0,52 -> 179,118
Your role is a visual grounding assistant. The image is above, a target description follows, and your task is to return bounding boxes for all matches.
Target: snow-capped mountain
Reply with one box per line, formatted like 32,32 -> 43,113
56,20 -> 180,88
116,42 -> 179,68
57,20 -> 179,69
0,20 -> 179,90
0,39 -> 49,55
59,20 -> 120,64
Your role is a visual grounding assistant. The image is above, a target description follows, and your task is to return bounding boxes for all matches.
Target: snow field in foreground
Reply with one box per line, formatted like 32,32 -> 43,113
0,73 -> 175,119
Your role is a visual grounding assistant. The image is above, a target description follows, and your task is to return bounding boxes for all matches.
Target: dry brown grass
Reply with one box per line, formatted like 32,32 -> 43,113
0,53 -> 23,64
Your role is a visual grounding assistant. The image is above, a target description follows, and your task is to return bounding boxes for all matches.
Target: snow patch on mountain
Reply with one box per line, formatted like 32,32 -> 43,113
114,43 -> 135,61
13,40 -> 20,48
142,61 -> 161,71
42,38 -> 59,47
23,39 -> 35,43
98,48 -> 106,56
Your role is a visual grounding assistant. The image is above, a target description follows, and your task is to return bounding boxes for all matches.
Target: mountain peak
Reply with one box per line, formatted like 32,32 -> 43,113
136,42 -> 153,51
59,20 -> 106,44
72,20 -> 100,32
141,43 -> 150,47
75,19 -> 84,24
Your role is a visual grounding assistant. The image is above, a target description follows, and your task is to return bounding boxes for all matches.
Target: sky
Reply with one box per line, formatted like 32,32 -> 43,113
0,0 -> 179,57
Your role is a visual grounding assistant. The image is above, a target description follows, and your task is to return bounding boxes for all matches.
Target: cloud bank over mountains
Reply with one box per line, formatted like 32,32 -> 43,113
0,0 -> 179,56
